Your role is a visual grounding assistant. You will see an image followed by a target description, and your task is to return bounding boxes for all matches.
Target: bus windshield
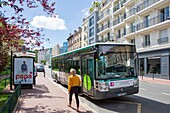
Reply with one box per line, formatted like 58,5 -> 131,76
96,45 -> 137,79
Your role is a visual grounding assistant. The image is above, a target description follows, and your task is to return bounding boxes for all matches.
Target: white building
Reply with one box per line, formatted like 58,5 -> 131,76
38,50 -> 46,63
82,0 -> 170,79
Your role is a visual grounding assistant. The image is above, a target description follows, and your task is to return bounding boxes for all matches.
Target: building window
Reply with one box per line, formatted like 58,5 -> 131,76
144,15 -> 149,28
160,6 -> 169,22
143,34 -> 150,46
89,16 -> 94,26
158,29 -> 168,44
107,32 -> 110,40
131,22 -> 135,33
89,38 -> 94,45
131,39 -> 135,44
89,27 -> 94,37
117,29 -> 121,38
160,29 -> 167,38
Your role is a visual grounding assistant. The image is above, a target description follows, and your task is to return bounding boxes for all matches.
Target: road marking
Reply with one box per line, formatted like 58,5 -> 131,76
137,103 -> 142,113
105,100 -> 142,113
161,93 -> 170,96
140,88 -> 147,91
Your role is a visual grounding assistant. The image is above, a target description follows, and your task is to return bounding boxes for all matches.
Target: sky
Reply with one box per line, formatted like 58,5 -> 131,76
3,0 -> 96,49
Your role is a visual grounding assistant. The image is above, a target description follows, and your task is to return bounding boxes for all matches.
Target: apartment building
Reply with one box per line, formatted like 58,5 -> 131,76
82,18 -> 88,47
98,0 -> 113,42
81,0 -> 170,79
67,27 -> 82,51
111,0 -> 170,79
67,34 -> 74,51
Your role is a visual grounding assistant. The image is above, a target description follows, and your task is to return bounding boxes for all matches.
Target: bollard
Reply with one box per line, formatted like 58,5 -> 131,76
152,73 -> 154,80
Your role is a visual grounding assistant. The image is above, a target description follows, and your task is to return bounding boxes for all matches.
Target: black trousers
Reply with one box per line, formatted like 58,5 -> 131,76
69,86 -> 79,108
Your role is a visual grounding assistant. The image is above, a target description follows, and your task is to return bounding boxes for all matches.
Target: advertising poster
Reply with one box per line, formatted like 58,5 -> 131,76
14,57 -> 34,84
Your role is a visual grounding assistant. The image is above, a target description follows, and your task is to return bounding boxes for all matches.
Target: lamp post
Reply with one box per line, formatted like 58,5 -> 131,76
10,50 -> 13,90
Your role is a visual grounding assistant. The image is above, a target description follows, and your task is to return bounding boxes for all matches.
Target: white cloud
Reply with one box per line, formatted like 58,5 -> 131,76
82,8 -> 89,18
31,15 -> 67,30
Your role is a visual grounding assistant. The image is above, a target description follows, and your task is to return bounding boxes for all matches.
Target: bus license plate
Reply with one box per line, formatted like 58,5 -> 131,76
117,93 -> 126,96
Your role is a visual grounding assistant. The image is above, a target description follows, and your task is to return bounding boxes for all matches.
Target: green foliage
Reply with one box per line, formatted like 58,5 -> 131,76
0,70 -> 10,76
89,1 -> 100,13
32,50 -> 38,63
0,94 -> 10,108
0,78 -> 10,93
89,7 -> 94,12
53,69 -> 59,71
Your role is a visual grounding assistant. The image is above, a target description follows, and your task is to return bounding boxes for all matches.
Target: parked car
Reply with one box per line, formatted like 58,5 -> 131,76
36,64 -> 45,72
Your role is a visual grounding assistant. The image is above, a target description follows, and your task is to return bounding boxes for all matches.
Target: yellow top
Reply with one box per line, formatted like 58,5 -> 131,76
68,75 -> 81,92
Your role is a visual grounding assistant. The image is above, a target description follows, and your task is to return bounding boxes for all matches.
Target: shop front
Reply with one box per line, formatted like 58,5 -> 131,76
138,49 -> 170,80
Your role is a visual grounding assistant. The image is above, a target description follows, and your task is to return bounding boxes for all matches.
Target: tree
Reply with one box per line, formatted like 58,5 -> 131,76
0,0 -> 56,71
0,0 -> 56,49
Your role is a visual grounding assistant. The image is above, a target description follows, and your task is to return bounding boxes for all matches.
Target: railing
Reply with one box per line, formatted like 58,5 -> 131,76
142,41 -> 150,47
0,82 -> 21,113
136,12 -> 170,31
126,8 -> 136,17
157,37 -> 168,44
136,0 -> 160,12
113,16 -> 124,26
121,31 -> 126,37
98,9 -> 110,21
101,0 -> 111,8
98,36 -> 112,42
113,3 -> 120,12
113,0 -> 126,12
98,23 -> 110,33
126,26 -> 136,34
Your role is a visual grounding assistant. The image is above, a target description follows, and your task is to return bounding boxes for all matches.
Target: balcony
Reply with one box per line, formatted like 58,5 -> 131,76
124,8 -> 136,22
121,31 -> 126,38
136,0 -> 168,16
113,3 -> 120,12
127,26 -> 136,34
113,16 -> 125,27
98,36 -> 113,42
113,0 -> 126,14
157,37 -> 168,44
98,9 -> 110,23
124,0 -> 134,6
97,23 -> 110,35
136,12 -> 170,33
136,0 -> 160,12
123,26 -> 136,39
100,0 -> 111,12
142,41 -> 150,47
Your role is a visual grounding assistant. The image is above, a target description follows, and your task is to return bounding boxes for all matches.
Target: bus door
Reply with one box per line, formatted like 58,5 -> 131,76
81,54 -> 94,96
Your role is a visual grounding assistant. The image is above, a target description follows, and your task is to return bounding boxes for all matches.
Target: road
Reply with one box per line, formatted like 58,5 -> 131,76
45,66 -> 170,113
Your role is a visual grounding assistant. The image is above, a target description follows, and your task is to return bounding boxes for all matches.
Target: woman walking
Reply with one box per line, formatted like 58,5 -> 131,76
68,68 -> 81,112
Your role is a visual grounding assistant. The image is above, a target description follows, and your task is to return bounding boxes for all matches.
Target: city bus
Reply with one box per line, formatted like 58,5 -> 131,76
51,43 -> 139,99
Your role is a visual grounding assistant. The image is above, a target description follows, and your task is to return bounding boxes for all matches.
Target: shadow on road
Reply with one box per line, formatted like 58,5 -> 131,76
80,94 -> 170,113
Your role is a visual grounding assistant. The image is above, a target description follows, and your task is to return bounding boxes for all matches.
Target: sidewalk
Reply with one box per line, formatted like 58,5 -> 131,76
139,76 -> 170,85
14,73 -> 94,113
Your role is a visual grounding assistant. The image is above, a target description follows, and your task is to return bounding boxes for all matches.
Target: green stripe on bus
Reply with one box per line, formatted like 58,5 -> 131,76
83,74 -> 92,90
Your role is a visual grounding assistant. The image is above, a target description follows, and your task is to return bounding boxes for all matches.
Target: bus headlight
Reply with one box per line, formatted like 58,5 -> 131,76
133,79 -> 139,87
97,82 -> 109,92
